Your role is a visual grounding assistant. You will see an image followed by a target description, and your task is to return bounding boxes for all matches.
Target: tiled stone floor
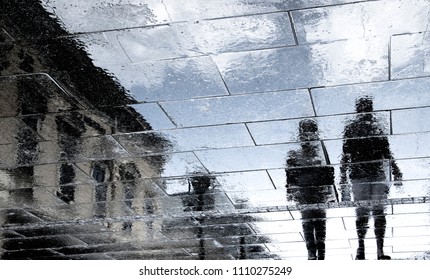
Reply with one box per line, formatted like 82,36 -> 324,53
1,0 -> 430,260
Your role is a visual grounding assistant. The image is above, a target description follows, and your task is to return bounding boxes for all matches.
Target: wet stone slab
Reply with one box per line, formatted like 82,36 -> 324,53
111,56 -> 229,102
40,0 -> 172,34
75,25 -> 198,65
186,12 -> 296,54
127,103 -> 176,131
54,242 -> 142,255
213,38 -> 388,94
1,234 -> 87,250
0,187 -> 64,208
310,77 -> 430,116
38,0 -> 374,35
108,250 -> 195,260
107,153 -> 209,178
0,135 -> 130,167
1,249 -> 62,260
392,107 -> 430,135
0,209 -> 44,225
0,164 -> 94,190
246,111 -> 391,145
113,124 -> 255,155
13,223 -> 111,238
0,117 -> 42,145
225,188 -> 291,209
160,90 -> 314,127
0,74 -> 79,118
194,143 -> 304,173
19,111 -> 114,141
391,32 -> 430,80
291,0 -> 430,44
161,0 -> 373,22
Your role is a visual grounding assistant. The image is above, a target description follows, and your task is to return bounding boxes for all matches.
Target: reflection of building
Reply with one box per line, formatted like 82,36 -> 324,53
0,0 -> 170,242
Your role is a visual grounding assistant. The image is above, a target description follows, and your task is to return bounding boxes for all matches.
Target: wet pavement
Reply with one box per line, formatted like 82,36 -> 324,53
1,0 -> 430,260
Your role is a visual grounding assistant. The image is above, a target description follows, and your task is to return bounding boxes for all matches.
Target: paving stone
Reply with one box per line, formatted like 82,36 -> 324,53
114,124 -> 255,155
391,32 -> 430,80
213,39 -> 388,94
2,235 -> 86,250
292,0 -> 429,44
0,209 -> 44,225
160,90 -> 314,127
55,242 -> 141,255
1,248 -> 61,260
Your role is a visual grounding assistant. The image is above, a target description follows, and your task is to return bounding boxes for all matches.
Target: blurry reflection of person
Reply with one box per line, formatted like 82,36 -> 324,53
340,97 -> 402,260
286,119 -> 336,260
183,173 -> 215,260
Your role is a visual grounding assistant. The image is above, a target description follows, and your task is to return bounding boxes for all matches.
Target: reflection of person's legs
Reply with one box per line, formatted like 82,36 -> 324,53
355,206 -> 370,260
352,182 -> 372,259
302,221 -> 317,260
373,204 -> 391,260
314,211 -> 327,260
301,210 -> 317,260
301,209 -> 326,260
371,183 -> 391,260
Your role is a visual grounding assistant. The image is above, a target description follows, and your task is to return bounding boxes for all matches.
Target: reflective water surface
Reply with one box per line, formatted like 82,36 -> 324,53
1,0 -> 430,260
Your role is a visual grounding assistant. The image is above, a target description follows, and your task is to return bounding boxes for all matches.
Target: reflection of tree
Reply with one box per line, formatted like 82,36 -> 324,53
340,97 -> 402,260
286,119 -> 335,260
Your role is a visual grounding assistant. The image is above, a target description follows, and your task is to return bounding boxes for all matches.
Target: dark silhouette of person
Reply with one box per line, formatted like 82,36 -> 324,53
286,119 -> 336,260
340,96 -> 402,260
182,173 -> 216,259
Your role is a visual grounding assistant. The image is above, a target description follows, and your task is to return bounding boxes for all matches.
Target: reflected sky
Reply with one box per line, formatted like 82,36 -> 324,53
292,0 -> 430,44
391,32 -> 430,80
112,56 -> 229,102
160,90 -> 313,127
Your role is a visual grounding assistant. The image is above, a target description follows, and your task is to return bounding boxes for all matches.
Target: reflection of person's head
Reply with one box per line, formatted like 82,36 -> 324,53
189,173 -> 213,194
299,119 -> 319,142
355,96 -> 373,113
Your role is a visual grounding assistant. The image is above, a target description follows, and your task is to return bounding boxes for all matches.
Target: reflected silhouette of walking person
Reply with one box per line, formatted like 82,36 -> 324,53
183,173 -> 215,260
286,119 -> 336,260
340,97 -> 402,260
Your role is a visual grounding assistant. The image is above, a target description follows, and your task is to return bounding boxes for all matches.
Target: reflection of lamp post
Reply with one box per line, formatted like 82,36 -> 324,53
187,173 -> 215,260
119,162 -> 140,232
